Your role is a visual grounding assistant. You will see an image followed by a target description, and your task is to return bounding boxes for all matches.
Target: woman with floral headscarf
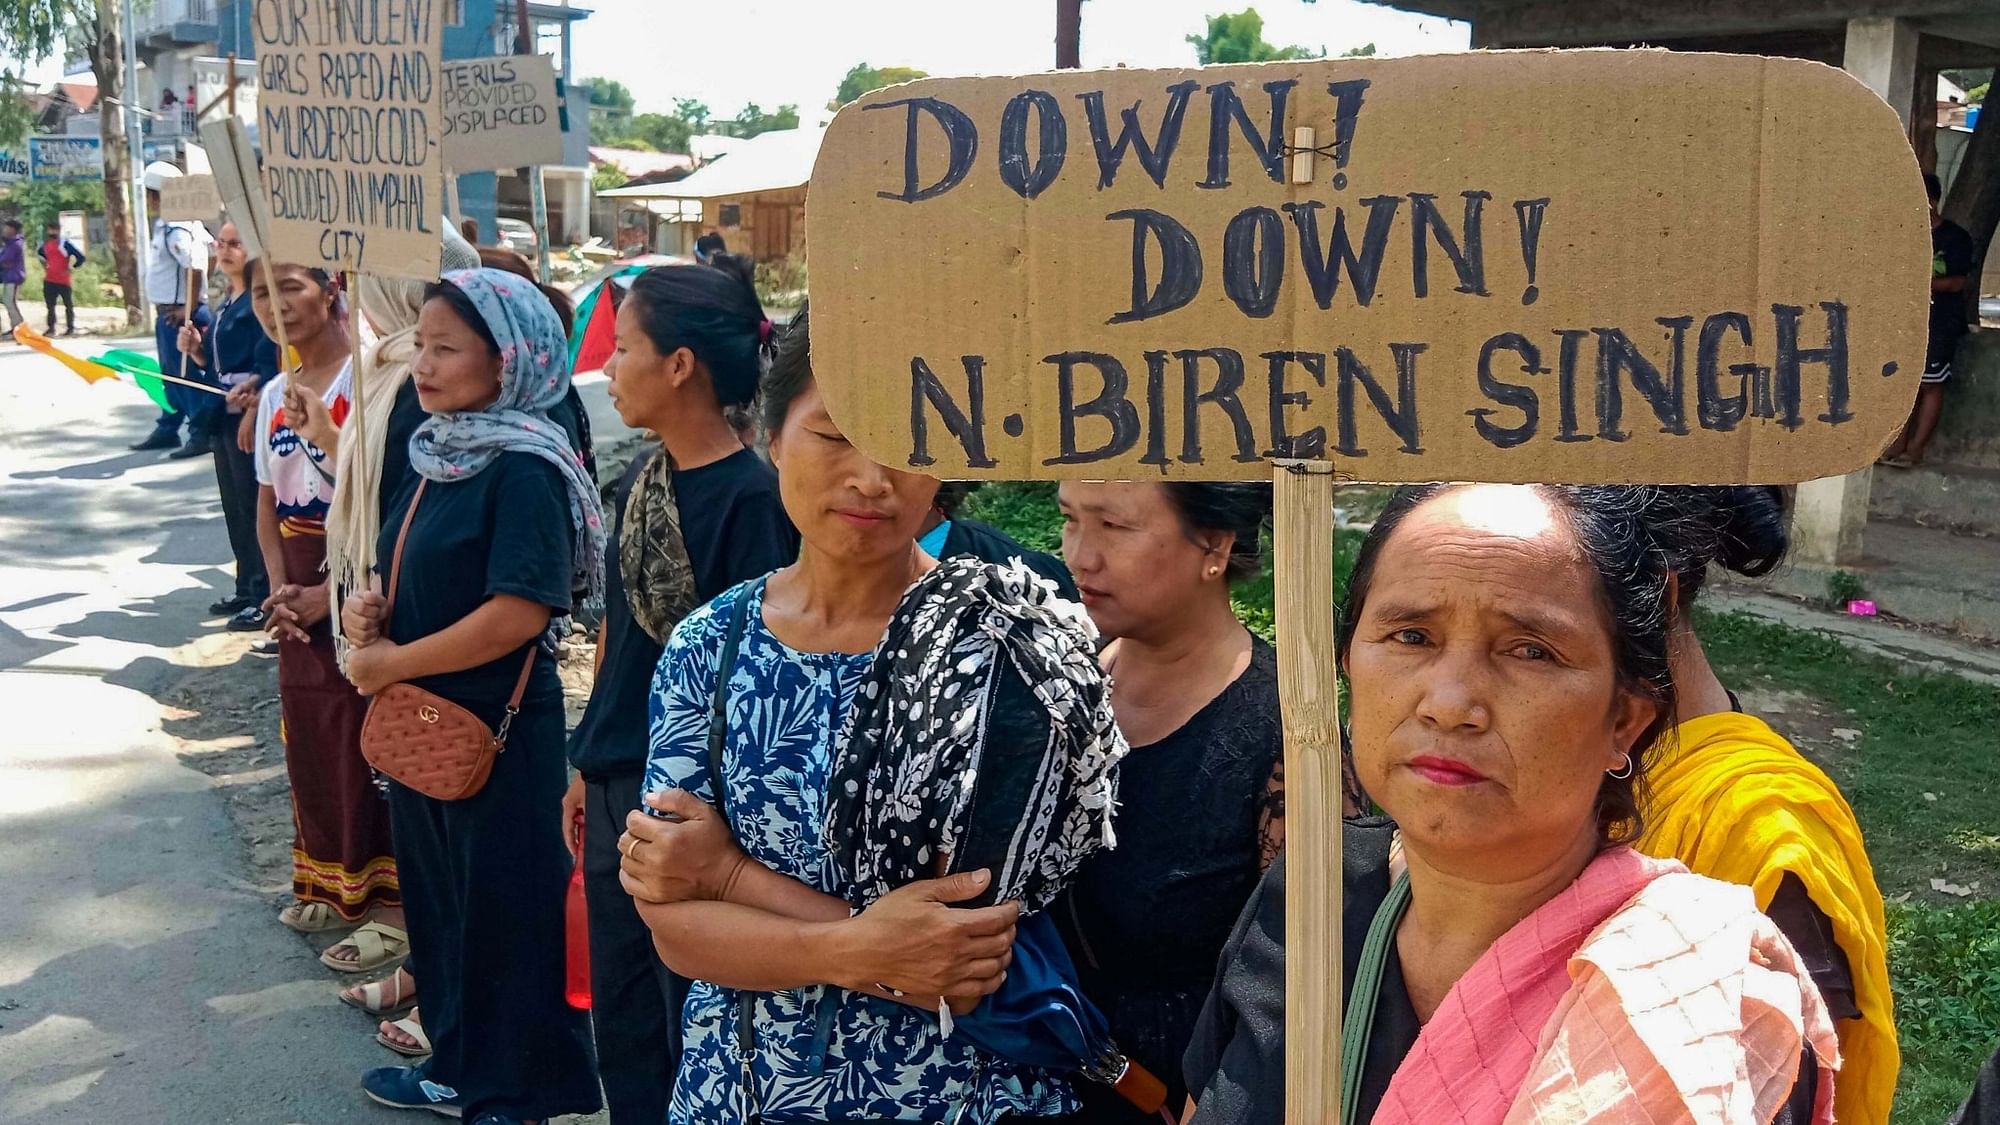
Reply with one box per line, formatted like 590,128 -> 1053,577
340,267 -> 605,1125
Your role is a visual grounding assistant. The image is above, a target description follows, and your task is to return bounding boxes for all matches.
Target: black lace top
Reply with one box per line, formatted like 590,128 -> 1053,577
1053,638 -> 1282,1123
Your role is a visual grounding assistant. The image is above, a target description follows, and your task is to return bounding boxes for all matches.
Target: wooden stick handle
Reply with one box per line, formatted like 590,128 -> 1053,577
179,264 -> 198,381
1273,458 -> 1343,1124
144,368 -> 229,396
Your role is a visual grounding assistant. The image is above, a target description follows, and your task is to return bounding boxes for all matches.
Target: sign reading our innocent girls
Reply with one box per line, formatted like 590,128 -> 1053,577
807,51 -> 1931,486
251,0 -> 444,279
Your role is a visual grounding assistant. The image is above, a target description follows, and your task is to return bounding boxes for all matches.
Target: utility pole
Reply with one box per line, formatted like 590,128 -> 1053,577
120,0 -> 147,296
1056,0 -> 1082,69
515,0 -> 552,283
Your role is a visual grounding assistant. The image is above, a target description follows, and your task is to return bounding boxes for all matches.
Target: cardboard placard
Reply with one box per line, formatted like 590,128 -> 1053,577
440,54 -> 565,172
160,143 -> 224,222
807,51 -> 1930,485
200,117 -> 271,259
193,55 -> 259,131
251,0 -> 444,279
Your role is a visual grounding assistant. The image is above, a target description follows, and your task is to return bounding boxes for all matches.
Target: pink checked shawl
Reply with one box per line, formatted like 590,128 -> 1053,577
1373,846 -> 1841,1125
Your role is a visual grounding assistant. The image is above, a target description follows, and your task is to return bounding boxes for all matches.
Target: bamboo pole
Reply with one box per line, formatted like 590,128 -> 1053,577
1272,458 -> 1342,1124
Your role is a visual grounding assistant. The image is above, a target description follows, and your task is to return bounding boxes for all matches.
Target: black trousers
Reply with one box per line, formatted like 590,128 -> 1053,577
583,769 -> 689,1123
386,702 -> 602,1121
211,419 -> 268,602
43,282 -> 72,333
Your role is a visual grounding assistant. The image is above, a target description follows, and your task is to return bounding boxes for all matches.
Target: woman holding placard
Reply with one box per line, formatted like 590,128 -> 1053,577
614,309 -> 1079,1123
178,220 -> 277,632
1051,480 -> 1282,1124
1184,484 -> 1840,1125
1635,485 -> 1896,1125
341,268 -> 604,1123
246,262 -> 404,956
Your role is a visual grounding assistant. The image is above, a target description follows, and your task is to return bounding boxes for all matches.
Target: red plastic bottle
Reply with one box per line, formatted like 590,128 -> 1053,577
565,812 -> 592,1010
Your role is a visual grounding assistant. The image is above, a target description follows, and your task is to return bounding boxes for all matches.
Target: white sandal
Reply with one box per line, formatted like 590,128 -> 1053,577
340,968 -> 417,1017
279,901 -> 353,934
319,921 -> 410,974
376,1007 -> 432,1058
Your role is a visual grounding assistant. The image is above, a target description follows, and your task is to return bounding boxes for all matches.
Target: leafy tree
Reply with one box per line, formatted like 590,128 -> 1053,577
0,0 -> 141,327
726,103 -> 801,139
579,76 -> 637,144
832,62 -> 930,109
1341,42 -> 1377,57
3,179 -> 102,231
1187,8 -> 1322,65
590,161 -> 629,192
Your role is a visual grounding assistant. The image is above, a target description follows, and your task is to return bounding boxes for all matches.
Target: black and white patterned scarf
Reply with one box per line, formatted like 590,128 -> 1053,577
826,556 -> 1128,915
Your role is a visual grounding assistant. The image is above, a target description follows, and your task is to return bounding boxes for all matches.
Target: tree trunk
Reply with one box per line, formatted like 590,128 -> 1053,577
1942,79 -> 1999,323
1056,0 -> 1082,69
89,0 -> 144,330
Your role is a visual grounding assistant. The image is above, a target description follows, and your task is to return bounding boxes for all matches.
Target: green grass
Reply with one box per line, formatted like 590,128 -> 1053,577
966,480 -> 2000,1122
18,260 -> 123,308
1886,900 -> 2000,1120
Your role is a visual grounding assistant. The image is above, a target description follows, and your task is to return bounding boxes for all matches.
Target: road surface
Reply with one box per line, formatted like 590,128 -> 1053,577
0,335 -> 617,1124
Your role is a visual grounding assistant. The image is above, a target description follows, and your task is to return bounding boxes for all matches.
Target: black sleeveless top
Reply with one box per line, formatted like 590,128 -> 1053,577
1053,639 -> 1281,1123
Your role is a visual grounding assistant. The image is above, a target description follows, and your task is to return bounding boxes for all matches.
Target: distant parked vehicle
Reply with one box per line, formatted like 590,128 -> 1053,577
495,218 -> 539,256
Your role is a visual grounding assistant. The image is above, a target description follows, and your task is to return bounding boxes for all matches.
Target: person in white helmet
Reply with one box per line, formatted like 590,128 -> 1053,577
129,159 -> 219,458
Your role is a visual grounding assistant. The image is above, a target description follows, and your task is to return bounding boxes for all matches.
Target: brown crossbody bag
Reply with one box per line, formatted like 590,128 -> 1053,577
359,479 -> 536,801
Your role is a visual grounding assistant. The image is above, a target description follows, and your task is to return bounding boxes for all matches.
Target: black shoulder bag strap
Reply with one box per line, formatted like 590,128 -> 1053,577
707,581 -> 761,1123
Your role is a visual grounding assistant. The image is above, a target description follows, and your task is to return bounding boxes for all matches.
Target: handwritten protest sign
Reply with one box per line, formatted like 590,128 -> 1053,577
809,51 -> 1931,1123
251,0 -> 443,279
440,54 -> 565,172
160,143 -> 223,222
808,52 -> 1930,486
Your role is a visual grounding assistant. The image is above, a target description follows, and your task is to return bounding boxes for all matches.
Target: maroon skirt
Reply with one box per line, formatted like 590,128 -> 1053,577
277,527 -> 399,918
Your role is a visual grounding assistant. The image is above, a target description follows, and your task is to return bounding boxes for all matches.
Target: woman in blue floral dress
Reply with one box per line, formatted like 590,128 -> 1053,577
619,307 -> 1076,1123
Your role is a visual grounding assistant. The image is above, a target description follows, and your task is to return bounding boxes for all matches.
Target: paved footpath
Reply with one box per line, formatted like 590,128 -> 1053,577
0,336 -> 609,1124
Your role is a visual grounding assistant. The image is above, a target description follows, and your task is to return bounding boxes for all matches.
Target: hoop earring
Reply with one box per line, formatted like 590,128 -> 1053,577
1606,753 -> 1634,781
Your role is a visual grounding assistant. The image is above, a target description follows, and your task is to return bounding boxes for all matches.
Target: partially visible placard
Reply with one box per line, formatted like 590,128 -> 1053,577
251,0 -> 443,279
807,51 -> 1930,486
193,56 -> 259,132
160,143 -> 223,222
440,54 -> 565,172
200,117 -> 270,259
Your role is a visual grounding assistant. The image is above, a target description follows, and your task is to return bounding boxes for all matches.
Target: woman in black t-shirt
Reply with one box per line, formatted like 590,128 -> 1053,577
1050,481 -> 1283,1123
340,269 -> 606,1123
563,259 -> 797,1123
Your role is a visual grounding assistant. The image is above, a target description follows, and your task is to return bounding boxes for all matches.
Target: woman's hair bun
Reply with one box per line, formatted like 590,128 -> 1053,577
1710,485 -> 1790,578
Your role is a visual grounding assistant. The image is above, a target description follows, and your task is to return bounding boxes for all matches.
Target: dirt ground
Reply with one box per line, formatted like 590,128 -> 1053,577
155,626 -> 600,945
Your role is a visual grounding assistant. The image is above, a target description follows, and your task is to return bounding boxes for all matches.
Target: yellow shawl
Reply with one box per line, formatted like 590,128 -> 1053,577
1636,711 -> 1898,1125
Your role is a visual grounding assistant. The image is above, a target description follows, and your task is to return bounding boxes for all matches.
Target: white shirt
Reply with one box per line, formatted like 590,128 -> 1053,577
146,218 -> 213,307
253,361 -> 354,528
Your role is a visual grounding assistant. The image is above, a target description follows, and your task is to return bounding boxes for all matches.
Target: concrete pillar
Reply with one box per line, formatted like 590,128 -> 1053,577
1793,17 -> 1921,567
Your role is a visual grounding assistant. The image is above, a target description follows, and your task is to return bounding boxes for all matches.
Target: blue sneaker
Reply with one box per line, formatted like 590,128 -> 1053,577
362,1065 -> 464,1118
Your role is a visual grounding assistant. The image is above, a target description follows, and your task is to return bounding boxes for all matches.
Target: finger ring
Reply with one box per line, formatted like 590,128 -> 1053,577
622,836 -> 640,860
